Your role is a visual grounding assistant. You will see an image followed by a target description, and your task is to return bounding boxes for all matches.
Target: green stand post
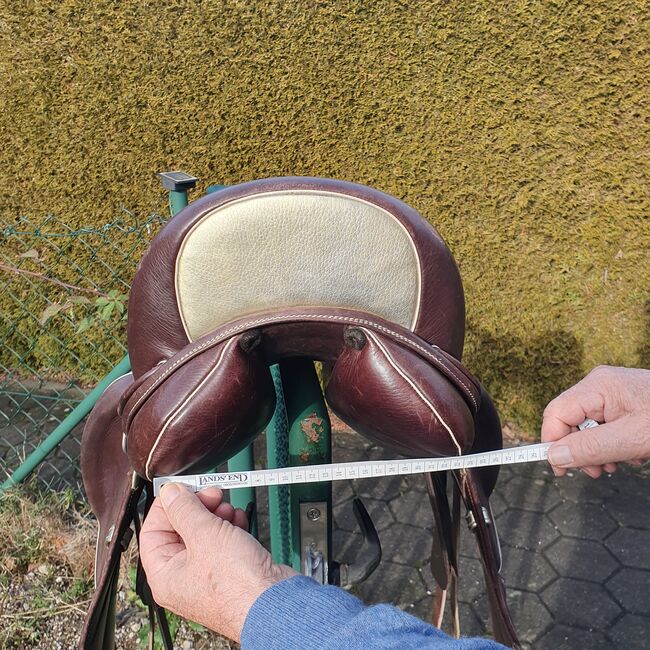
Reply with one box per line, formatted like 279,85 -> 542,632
169,190 -> 189,215
281,359 -> 332,573
158,171 -> 199,216
227,445 -> 258,536
265,365 -> 292,564
206,180 -> 260,534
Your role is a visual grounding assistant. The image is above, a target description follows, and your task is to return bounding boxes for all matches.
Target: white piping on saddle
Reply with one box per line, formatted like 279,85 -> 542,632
144,338 -> 236,480
364,329 -> 463,456
124,312 -> 478,427
105,371 -> 133,392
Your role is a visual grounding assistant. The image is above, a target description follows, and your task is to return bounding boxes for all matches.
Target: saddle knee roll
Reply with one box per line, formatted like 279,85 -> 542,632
326,327 -> 474,457
123,334 -> 276,480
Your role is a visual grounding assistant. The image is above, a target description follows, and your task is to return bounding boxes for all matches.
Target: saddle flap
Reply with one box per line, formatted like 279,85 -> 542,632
80,374 -> 143,649
325,327 -> 475,458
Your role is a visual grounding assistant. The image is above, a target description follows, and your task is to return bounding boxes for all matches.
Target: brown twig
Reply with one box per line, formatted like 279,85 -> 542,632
0,599 -> 91,619
0,263 -> 108,297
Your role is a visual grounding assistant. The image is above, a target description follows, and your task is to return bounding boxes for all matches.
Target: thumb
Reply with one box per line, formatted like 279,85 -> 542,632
547,416 -> 641,468
159,483 -> 219,542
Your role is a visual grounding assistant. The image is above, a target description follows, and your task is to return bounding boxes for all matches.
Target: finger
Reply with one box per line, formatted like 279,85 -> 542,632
541,409 -> 572,443
580,466 -> 603,479
541,386 -> 605,443
214,502 -> 236,523
547,416 -> 643,468
159,483 -> 219,544
603,462 -> 618,473
140,498 -> 186,575
142,497 -> 181,537
196,487 -> 225,512
232,508 -> 249,531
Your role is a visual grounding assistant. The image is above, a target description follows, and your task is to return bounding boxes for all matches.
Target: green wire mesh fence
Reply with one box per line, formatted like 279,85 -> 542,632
0,202 -> 168,491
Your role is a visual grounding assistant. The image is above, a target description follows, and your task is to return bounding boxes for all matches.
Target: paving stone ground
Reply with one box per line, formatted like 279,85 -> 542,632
326,431 -> 650,649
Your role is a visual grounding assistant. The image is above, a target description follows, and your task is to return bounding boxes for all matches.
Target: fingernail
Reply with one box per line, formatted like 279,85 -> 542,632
548,445 -> 574,467
160,482 -> 182,506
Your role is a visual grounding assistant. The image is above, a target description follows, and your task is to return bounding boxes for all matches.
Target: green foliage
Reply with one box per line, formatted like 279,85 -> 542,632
0,0 -> 648,431
75,290 -> 128,334
125,566 -> 193,649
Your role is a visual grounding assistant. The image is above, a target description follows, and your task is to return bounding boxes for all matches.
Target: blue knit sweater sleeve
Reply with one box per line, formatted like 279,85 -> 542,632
241,575 -> 506,649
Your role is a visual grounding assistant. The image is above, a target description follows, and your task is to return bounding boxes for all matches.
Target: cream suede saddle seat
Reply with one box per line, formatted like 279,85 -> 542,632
80,177 -> 520,649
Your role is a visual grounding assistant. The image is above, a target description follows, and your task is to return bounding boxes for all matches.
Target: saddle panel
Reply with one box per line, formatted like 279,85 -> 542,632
81,374 -> 135,587
325,327 -> 474,457
124,333 -> 276,480
120,310 -> 482,480
127,177 -> 465,377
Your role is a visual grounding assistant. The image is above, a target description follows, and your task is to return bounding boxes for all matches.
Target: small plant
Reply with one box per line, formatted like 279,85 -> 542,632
76,289 -> 128,333
38,295 -> 92,326
37,289 -> 128,333
125,566 -> 203,649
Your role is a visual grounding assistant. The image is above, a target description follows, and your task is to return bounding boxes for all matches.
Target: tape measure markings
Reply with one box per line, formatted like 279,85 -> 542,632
152,441 -> 552,496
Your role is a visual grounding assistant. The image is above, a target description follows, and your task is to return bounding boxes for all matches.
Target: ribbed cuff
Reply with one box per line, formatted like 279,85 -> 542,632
240,575 -> 364,650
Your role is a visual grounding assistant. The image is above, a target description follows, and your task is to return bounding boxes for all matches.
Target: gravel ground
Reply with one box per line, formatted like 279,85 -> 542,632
1,569 -> 236,649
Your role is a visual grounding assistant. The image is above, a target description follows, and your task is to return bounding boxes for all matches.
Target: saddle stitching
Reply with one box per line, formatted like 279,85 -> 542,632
143,338 -> 236,480
125,313 -> 478,430
364,329 -> 463,456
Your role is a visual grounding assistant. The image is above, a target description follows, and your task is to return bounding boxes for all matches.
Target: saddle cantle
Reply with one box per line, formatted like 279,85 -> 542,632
80,177 -> 519,648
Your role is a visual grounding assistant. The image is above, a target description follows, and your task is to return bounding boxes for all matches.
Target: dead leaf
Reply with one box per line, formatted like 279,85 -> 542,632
67,296 -> 91,305
39,303 -> 64,326
18,249 -> 41,261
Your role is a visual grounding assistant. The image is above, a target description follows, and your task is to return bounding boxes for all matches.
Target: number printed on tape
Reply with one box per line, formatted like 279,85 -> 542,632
152,442 -> 553,496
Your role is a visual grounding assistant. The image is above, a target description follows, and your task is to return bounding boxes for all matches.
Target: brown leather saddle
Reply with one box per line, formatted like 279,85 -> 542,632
80,177 -> 519,648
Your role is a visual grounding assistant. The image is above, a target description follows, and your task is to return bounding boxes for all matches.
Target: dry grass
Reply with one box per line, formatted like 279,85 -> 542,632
0,483 -> 235,648
0,485 -> 94,578
0,484 -> 95,647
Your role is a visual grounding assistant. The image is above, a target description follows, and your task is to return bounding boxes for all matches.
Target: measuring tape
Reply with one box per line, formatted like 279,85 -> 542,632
152,441 -> 553,495
152,418 -> 599,496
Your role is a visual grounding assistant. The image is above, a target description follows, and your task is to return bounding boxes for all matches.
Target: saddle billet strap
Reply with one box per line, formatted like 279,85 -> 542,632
427,472 -> 461,637
424,383 -> 515,644
449,484 -> 461,639
455,469 -> 520,649
122,307 -> 481,433
80,373 -> 143,650
425,472 -> 454,590
133,487 -> 174,650
80,482 -> 143,650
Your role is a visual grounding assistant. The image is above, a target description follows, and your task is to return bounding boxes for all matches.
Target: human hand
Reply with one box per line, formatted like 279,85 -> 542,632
541,366 -> 650,478
139,484 -> 297,642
